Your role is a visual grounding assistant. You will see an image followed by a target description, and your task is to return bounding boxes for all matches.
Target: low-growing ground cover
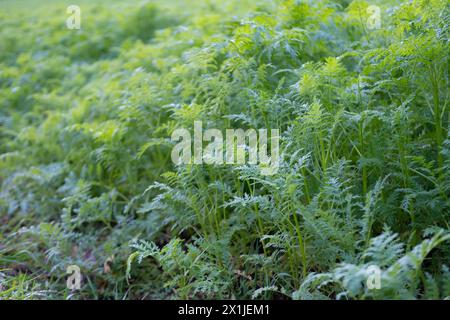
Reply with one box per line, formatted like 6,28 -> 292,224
0,0 -> 449,299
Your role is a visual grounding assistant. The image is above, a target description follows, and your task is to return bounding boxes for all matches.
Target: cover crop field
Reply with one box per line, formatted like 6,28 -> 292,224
0,0 -> 449,300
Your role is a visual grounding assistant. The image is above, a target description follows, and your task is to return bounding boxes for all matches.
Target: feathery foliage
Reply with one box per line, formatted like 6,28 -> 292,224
0,0 -> 449,299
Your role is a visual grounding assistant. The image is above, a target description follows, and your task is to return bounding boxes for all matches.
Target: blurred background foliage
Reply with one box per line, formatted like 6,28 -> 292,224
0,0 -> 449,299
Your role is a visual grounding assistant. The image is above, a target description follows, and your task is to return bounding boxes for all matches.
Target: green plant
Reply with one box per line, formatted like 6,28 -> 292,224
0,0 -> 448,300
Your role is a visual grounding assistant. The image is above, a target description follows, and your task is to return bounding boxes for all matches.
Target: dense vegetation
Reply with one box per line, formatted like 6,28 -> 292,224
0,0 -> 449,300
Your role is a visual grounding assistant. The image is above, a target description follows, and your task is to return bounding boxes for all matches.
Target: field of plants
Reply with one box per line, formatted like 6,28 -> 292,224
0,0 -> 449,300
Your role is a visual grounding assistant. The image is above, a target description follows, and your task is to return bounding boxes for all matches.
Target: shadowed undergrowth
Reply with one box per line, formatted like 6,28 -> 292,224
0,0 -> 449,299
